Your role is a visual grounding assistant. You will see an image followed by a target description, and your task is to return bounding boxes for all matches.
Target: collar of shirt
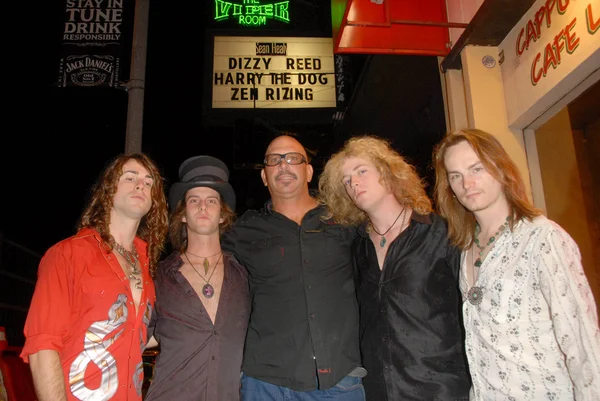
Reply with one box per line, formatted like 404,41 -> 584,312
262,191 -> 323,218
263,189 -> 321,214
161,251 -> 185,274
357,211 -> 432,238
76,227 -> 149,265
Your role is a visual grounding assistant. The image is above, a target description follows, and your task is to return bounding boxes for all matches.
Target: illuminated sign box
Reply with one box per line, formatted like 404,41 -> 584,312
215,0 -> 290,26
212,36 -> 337,109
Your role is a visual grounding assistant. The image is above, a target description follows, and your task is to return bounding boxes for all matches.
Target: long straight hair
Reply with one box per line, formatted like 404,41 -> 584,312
433,129 -> 541,249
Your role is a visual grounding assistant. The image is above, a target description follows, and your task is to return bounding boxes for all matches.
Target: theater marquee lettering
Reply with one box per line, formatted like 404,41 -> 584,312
214,0 -> 290,26
212,37 -> 336,109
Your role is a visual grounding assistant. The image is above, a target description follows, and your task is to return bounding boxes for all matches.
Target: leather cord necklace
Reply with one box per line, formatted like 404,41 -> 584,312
185,249 -> 222,275
184,252 -> 223,298
371,207 -> 407,248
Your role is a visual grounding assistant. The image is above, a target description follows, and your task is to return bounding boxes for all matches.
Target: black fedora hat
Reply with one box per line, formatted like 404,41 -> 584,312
169,155 -> 236,211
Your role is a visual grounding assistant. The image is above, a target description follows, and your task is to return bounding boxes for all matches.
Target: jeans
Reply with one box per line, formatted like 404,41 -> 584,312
241,372 -> 366,401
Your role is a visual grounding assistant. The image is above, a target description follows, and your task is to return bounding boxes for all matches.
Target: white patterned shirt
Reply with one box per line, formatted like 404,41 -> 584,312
460,216 -> 600,400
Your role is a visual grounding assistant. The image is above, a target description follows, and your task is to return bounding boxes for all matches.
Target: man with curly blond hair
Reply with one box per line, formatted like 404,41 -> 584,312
21,153 -> 169,401
319,135 -> 470,401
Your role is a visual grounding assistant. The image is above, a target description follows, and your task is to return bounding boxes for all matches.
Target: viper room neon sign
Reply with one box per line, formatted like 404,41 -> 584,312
214,0 -> 290,27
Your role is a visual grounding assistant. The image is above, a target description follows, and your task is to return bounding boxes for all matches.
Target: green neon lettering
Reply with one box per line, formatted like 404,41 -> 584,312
274,2 -> 289,22
239,14 -> 267,26
215,0 -> 232,20
264,4 -> 273,16
215,0 -> 290,25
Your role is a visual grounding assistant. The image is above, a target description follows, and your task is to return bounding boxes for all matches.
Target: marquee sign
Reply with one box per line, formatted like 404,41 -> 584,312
214,0 -> 290,27
212,36 -> 336,109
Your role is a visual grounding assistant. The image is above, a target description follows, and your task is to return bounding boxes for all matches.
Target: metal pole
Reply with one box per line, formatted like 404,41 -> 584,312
124,0 -> 149,154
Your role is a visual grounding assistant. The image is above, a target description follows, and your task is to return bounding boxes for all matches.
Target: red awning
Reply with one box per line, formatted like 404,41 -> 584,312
332,0 -> 462,56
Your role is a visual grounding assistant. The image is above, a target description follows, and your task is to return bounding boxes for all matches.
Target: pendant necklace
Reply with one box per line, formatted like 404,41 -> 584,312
184,251 -> 223,298
467,246 -> 483,305
371,207 -> 407,248
185,249 -> 222,275
111,239 -> 143,290
467,216 -> 510,305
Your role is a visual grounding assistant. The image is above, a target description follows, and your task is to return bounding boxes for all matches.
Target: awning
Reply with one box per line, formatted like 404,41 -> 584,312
332,0 -> 466,56
440,0 -> 537,71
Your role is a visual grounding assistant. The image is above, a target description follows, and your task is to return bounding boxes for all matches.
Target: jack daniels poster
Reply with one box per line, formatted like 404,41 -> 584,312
57,0 -> 134,88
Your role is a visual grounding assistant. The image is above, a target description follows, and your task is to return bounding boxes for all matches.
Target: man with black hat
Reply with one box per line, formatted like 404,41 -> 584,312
223,135 -> 366,401
145,155 -> 250,401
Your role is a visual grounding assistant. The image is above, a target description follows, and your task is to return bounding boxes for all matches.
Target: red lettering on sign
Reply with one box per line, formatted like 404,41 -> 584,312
517,28 -> 526,55
557,0 -> 570,14
529,16 -> 579,86
565,18 -> 580,53
515,0 -> 576,58
545,0 -> 556,26
526,20 -> 538,50
587,3 -> 600,33
535,6 -> 547,36
543,42 -> 558,72
531,53 -> 543,85
552,28 -> 566,64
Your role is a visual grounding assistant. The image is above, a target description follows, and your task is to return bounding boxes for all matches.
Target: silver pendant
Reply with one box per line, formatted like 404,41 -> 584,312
130,275 -> 142,290
379,236 -> 386,247
467,286 -> 483,305
202,283 -> 215,298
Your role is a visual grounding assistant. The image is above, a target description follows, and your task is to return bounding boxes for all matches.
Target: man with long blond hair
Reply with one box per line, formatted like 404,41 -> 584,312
434,128 -> 600,400
319,135 -> 470,401
145,155 -> 250,401
21,153 -> 169,401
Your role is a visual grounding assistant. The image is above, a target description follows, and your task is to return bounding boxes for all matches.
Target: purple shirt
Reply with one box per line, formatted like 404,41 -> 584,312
145,252 -> 250,401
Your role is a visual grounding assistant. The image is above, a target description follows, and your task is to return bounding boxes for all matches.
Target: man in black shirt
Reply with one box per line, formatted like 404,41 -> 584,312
222,135 -> 365,400
318,135 -> 470,401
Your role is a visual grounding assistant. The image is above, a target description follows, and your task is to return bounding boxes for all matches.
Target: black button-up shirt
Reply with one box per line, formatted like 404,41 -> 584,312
222,202 -> 361,391
146,252 -> 250,401
354,213 -> 470,401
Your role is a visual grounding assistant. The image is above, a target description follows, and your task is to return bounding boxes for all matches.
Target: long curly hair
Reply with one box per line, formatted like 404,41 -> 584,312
319,135 -> 432,226
433,128 -> 541,249
169,196 -> 236,254
78,153 -> 169,276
